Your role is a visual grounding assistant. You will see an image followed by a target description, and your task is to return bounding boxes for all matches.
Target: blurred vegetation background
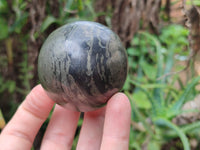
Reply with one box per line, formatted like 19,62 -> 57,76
0,0 -> 200,149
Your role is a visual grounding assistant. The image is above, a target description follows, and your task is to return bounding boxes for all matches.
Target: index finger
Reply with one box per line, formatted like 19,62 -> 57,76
0,84 -> 55,150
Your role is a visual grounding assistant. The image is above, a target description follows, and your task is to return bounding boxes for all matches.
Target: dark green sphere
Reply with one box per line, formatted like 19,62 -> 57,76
38,21 -> 127,112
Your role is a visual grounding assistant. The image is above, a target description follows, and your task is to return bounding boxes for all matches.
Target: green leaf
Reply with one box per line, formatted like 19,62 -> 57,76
132,91 -> 151,109
166,121 -> 200,137
40,16 -> 57,32
0,18 -> 9,40
7,80 -> 16,93
131,35 -> 140,45
128,57 -> 137,70
155,118 -> 190,150
182,121 -> 200,133
130,81 -> 160,116
0,0 -> 8,13
122,75 -> 131,91
125,91 -> 155,137
140,61 -> 157,80
77,0 -> 83,11
127,47 -> 140,56
193,0 -> 200,6
186,0 -> 200,6
147,140 -> 160,150
65,0 -> 74,10
169,76 -> 200,113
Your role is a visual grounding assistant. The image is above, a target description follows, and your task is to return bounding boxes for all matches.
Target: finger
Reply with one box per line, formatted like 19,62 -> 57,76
41,105 -> 80,150
100,93 -> 131,150
76,106 -> 106,150
0,85 -> 55,150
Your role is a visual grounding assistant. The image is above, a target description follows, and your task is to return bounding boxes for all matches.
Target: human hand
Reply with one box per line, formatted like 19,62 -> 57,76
0,85 -> 131,150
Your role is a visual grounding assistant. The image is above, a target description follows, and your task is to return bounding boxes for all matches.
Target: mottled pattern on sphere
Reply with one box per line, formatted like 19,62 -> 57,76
38,21 -> 128,112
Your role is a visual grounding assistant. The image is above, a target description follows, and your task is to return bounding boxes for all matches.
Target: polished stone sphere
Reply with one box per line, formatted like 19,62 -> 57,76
38,21 -> 127,112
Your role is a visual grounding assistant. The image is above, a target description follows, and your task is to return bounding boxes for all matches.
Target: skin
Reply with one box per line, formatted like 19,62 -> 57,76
0,84 -> 131,150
